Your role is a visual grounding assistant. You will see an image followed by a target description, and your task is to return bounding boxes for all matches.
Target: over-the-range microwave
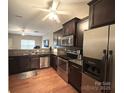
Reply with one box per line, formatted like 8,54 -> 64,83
61,35 -> 74,46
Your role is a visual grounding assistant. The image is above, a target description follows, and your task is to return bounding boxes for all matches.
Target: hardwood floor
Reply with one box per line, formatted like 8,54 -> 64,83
9,68 -> 78,93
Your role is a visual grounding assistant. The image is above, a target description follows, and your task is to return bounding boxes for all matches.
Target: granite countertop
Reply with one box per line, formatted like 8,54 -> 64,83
9,52 -> 63,57
69,59 -> 83,66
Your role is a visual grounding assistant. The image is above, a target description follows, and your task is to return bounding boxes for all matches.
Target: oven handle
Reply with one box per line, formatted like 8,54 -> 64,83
71,64 -> 80,69
58,57 -> 68,63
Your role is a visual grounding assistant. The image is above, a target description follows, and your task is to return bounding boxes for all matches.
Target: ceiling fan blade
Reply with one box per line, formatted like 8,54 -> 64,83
39,8 -> 49,12
42,14 -> 50,21
37,8 -> 49,12
57,10 -> 70,15
32,6 -> 49,12
51,0 -> 60,10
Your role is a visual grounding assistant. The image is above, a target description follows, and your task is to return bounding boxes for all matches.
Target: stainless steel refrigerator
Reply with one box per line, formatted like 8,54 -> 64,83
83,24 -> 115,93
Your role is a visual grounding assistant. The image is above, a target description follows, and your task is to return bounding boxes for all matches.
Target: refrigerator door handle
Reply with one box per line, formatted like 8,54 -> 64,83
108,50 -> 113,81
102,49 -> 107,61
102,49 -> 108,82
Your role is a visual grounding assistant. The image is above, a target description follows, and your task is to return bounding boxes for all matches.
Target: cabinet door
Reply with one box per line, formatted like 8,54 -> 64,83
69,63 -> 82,93
89,0 -> 115,28
50,55 -> 57,70
9,57 -> 20,75
75,27 -> 83,48
53,32 -> 58,47
57,29 -> 64,46
64,21 -> 76,36
81,73 -> 102,93
19,56 -> 30,72
30,56 -> 40,70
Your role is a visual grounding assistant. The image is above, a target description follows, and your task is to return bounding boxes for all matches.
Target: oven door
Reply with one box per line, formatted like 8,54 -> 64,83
57,57 -> 68,82
58,57 -> 68,73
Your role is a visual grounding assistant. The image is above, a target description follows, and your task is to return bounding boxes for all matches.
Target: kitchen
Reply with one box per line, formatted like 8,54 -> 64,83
8,0 -> 115,93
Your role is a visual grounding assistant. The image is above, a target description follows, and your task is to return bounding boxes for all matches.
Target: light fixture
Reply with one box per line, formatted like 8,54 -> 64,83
22,30 -> 25,36
48,9 -> 57,20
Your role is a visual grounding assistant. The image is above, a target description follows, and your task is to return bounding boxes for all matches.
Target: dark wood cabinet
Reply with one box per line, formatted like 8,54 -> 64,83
53,17 -> 88,48
63,17 -> 80,36
9,55 -> 40,75
81,73 -> 102,93
88,0 -> 115,28
53,31 -> 58,47
18,56 -> 31,72
57,29 -> 64,46
9,56 -> 20,75
30,56 -> 40,70
68,62 -> 82,93
50,54 -> 58,70
53,29 -> 64,47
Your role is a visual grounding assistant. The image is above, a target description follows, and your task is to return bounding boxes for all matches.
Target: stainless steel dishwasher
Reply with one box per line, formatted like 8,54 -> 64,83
40,56 -> 50,68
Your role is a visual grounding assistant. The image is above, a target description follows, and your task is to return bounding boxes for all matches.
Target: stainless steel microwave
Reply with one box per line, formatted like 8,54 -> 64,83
61,35 -> 74,46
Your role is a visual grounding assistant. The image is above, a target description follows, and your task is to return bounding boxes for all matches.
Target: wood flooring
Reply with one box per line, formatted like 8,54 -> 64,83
9,68 -> 78,93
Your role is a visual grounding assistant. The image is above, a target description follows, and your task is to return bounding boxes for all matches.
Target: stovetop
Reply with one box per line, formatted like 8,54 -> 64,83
59,55 -> 73,60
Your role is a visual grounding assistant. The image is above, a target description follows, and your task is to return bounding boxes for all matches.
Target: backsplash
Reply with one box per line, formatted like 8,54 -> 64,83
9,48 -> 66,56
9,48 -> 50,56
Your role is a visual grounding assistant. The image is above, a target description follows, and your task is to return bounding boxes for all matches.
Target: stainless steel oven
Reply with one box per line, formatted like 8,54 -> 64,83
57,57 -> 68,82
61,35 -> 74,46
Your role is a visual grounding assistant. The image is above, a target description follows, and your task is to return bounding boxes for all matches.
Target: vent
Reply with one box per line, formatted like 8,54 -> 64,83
34,31 -> 39,33
15,15 -> 23,18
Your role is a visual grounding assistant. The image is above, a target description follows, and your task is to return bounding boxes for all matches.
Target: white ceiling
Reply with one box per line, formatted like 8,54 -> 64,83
8,0 -> 90,36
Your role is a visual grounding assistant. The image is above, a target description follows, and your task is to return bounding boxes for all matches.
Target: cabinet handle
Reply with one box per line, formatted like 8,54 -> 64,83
72,65 -> 79,69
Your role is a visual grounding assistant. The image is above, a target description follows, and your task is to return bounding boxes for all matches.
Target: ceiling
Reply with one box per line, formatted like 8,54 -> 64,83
8,0 -> 90,36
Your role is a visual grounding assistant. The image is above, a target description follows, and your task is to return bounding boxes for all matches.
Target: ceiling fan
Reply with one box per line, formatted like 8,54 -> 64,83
34,0 -> 69,23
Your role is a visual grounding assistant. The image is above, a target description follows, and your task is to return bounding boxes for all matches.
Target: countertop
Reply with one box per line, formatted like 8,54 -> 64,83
69,59 -> 83,66
9,52 -> 63,57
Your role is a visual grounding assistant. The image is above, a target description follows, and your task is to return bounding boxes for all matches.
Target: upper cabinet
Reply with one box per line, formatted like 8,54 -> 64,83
76,17 -> 89,48
53,17 -> 88,48
63,18 -> 80,36
88,0 -> 115,29
57,29 -> 64,46
53,28 -> 64,47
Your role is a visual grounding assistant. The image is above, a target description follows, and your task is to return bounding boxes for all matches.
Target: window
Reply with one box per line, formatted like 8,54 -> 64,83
21,40 -> 35,49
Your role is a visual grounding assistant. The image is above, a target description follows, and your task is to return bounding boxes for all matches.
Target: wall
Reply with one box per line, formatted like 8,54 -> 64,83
8,34 -> 42,49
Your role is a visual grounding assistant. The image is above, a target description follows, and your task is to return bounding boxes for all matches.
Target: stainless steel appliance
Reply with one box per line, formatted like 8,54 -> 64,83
57,49 -> 81,82
40,57 -> 50,68
61,35 -> 74,46
83,24 -> 115,93
57,57 -> 69,82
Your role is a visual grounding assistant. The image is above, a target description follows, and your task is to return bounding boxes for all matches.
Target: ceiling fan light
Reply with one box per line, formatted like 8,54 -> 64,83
48,12 -> 55,20
48,11 -> 59,21
22,32 -> 25,36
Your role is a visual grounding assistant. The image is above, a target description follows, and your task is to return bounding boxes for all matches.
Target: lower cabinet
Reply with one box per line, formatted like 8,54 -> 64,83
68,62 -> 82,93
9,56 -> 20,75
18,56 -> 31,72
30,56 -> 40,70
9,56 -> 40,75
81,73 -> 102,93
50,54 -> 58,70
